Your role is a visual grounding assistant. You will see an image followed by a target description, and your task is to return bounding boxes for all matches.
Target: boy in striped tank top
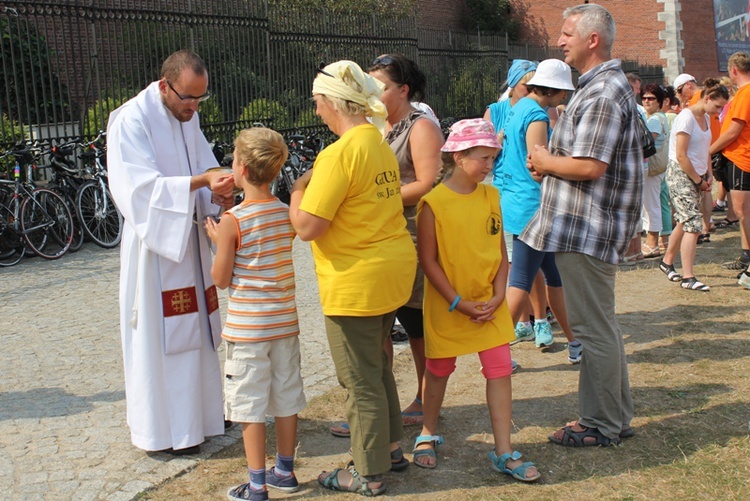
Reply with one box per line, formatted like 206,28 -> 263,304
206,128 -> 306,501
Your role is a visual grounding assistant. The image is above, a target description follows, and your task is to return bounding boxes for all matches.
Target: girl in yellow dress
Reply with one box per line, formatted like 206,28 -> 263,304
414,118 -> 540,483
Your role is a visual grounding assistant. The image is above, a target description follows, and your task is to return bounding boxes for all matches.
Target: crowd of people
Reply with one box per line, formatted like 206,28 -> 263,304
104,2 -> 749,500
621,55 -> 750,292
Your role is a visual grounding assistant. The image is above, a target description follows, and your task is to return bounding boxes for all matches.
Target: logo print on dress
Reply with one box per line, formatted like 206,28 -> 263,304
486,213 -> 502,235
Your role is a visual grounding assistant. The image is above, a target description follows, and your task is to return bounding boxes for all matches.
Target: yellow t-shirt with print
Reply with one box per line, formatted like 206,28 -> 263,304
418,182 -> 514,358
300,123 -> 416,316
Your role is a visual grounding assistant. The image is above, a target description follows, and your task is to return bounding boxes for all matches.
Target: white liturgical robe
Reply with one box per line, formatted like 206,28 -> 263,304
108,82 -> 224,451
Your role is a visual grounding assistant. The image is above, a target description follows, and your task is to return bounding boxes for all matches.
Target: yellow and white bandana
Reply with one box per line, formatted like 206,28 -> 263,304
312,60 -> 388,137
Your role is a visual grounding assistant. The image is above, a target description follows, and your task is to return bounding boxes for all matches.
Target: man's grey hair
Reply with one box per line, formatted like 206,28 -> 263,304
563,3 -> 615,53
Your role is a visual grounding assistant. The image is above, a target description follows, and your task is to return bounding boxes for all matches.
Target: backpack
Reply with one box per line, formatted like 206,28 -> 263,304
646,113 -> 669,176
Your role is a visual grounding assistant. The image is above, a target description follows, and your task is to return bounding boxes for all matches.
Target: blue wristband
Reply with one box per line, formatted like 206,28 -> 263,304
449,295 -> 461,312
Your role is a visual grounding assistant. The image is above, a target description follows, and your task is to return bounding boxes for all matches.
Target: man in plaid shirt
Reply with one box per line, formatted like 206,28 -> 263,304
520,3 -> 642,447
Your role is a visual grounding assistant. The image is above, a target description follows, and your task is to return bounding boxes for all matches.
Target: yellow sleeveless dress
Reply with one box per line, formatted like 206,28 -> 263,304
418,183 -> 515,358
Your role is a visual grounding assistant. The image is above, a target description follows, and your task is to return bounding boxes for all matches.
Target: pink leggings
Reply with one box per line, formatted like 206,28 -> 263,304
426,344 -> 512,379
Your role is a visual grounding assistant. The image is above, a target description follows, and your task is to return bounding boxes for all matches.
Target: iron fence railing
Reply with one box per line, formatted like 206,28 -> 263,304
0,0 -> 665,149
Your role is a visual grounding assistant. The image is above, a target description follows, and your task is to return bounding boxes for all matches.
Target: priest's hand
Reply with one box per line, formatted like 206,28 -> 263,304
211,193 -> 235,209
209,172 -> 235,198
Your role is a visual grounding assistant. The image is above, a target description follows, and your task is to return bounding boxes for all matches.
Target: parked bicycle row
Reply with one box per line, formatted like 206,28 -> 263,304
0,129 -> 331,268
0,132 -> 123,267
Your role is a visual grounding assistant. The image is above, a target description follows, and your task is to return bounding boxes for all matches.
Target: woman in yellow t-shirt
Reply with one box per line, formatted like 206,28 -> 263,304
289,60 -> 416,497
413,118 -> 540,483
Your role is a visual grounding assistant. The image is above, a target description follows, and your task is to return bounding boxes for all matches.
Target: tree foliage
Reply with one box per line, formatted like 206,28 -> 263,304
461,0 -> 521,40
268,0 -> 416,15
83,96 -> 130,137
237,99 -> 291,129
0,17 -> 71,125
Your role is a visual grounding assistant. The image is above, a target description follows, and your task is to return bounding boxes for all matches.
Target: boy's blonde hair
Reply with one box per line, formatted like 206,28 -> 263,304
233,128 -> 288,185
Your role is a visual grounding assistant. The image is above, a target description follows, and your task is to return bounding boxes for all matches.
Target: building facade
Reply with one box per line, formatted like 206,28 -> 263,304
418,0 -> 727,87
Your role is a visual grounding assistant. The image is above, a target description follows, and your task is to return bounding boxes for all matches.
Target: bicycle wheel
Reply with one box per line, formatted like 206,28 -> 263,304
0,203 -> 26,266
20,188 -> 73,259
48,185 -> 84,252
76,181 -> 123,248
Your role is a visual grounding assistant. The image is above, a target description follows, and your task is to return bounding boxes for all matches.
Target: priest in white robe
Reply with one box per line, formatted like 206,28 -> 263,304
108,50 -> 234,453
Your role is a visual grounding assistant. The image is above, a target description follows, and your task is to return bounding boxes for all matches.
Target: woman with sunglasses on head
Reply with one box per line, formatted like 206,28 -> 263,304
640,84 -> 670,258
289,60 -> 417,496
367,53 -> 445,430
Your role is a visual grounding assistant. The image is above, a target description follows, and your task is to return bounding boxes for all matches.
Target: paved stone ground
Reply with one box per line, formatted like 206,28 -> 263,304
0,241 -> 401,500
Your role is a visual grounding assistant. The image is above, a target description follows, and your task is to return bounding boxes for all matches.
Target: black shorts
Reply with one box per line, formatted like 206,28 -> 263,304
712,153 -> 730,192
396,306 -> 424,339
728,160 -> 750,191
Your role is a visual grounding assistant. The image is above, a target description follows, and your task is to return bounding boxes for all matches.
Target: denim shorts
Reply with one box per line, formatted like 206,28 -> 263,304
508,235 -> 563,292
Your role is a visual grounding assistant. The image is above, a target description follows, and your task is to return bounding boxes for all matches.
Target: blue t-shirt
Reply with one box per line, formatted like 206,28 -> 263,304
487,99 -> 512,186
497,97 -> 550,235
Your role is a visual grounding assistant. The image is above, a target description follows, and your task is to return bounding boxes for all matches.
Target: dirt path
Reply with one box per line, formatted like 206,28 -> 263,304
143,222 -> 750,500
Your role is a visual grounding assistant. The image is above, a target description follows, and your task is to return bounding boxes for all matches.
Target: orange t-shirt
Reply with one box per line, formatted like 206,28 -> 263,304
719,84 -> 750,171
690,92 -> 722,142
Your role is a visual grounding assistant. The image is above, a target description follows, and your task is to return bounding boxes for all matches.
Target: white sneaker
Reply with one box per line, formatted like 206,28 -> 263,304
738,271 -> 750,290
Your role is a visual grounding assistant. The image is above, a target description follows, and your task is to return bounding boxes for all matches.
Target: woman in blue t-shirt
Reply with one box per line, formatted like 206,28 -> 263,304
499,59 -> 580,359
483,59 -> 537,189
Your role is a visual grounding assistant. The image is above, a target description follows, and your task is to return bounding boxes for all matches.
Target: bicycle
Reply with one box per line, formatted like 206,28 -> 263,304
270,134 -> 323,205
76,132 -> 123,248
0,143 -> 74,265
38,139 -> 86,252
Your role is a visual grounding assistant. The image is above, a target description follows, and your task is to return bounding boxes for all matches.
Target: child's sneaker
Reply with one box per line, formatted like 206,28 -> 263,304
227,483 -> 268,501
266,467 -> 300,493
513,322 -> 535,344
511,359 -> 518,373
567,341 -> 582,364
534,321 -> 554,348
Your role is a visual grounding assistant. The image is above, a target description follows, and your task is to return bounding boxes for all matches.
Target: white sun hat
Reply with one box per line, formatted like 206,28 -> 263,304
525,59 -> 575,91
673,73 -> 696,89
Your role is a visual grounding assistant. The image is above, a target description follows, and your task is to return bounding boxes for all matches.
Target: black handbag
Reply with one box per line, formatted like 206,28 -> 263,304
637,113 -> 657,158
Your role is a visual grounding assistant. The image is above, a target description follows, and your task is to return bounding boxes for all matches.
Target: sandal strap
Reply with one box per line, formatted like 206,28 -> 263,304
413,434 -> 443,449
497,450 -> 522,464
681,277 -> 709,291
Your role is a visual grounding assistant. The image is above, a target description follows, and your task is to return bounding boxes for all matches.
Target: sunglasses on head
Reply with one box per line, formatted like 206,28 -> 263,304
316,62 -> 334,78
371,56 -> 395,67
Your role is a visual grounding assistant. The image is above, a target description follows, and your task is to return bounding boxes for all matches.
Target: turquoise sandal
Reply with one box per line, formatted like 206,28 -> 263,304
318,466 -> 386,497
412,434 -> 443,469
488,450 -> 541,483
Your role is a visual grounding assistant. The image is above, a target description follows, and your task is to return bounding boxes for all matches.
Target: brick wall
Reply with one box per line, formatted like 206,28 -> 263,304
511,1 -> 664,66
505,0 -> 722,84
679,0 -> 721,83
417,0 -> 467,30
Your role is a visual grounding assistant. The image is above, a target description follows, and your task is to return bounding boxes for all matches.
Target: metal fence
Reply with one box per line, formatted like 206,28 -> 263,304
0,0 -> 664,148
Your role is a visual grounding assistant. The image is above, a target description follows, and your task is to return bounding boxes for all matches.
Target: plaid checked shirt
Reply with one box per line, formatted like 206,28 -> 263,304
520,59 -> 643,264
